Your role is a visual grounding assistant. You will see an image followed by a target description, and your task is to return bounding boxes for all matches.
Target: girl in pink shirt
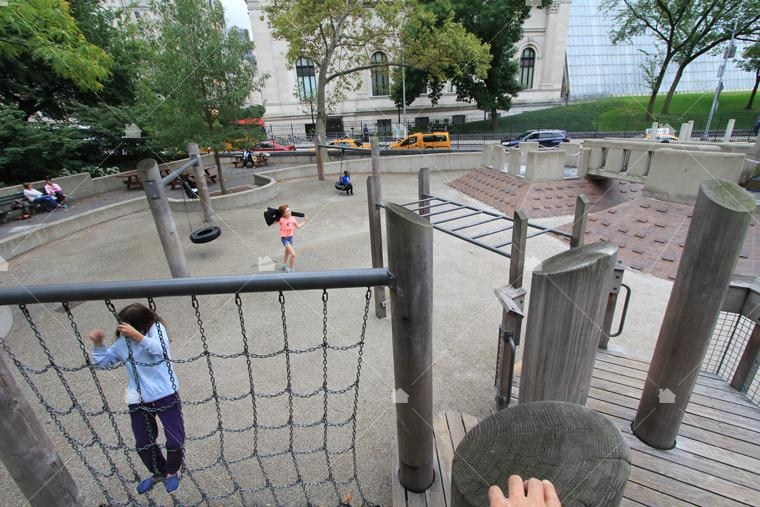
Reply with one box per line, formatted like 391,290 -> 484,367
277,203 -> 308,272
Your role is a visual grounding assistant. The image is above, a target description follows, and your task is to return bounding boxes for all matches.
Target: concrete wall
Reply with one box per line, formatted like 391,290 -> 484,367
0,155 -> 218,200
168,174 -> 279,213
0,197 -> 147,261
525,150 -> 565,181
480,145 -> 506,171
644,149 -> 746,204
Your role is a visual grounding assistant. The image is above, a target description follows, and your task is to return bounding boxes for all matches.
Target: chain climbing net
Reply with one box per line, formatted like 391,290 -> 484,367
1,287 -> 374,506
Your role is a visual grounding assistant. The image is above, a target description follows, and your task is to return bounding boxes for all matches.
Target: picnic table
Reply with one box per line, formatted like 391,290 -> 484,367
232,152 -> 269,168
118,167 -> 218,191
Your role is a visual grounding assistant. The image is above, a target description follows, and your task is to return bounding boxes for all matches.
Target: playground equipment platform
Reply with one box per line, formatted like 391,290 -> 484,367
392,350 -> 760,506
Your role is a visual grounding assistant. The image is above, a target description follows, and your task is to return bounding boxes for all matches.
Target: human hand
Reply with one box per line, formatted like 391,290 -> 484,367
488,475 -> 561,507
88,329 -> 106,346
116,323 -> 143,342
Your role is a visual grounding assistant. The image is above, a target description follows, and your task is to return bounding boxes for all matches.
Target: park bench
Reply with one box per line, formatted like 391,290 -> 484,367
0,191 -> 44,223
118,168 -> 218,191
231,153 -> 269,168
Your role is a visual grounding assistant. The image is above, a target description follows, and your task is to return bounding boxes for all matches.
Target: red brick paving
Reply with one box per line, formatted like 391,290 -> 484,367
449,169 -> 760,280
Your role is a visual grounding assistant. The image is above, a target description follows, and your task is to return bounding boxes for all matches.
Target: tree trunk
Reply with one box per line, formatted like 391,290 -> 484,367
645,54 -> 673,120
315,73 -> 328,181
661,63 -> 687,115
213,151 -> 227,194
489,109 -> 499,130
746,73 -> 759,109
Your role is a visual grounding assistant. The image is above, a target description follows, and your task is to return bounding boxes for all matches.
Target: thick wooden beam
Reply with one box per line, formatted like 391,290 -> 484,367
571,194 -> 590,248
137,158 -> 190,278
519,242 -> 618,404
418,167 -> 430,220
634,179 -> 755,449
386,202 -> 435,492
0,355 -> 82,506
367,176 -> 386,319
187,143 -> 214,223
730,323 -> 760,391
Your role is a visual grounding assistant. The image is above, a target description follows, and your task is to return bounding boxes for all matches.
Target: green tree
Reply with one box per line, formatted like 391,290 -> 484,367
141,0 -> 262,193
449,0 -> 538,129
604,0 -> 760,118
739,42 -> 760,109
265,0 -> 489,179
0,0 -> 112,119
658,0 -> 759,114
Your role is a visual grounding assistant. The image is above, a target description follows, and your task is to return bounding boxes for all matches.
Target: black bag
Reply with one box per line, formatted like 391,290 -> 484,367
11,199 -> 24,210
264,207 -> 305,226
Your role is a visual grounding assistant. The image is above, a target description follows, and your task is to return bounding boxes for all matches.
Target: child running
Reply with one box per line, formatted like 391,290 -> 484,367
277,203 -> 308,272
88,303 -> 184,495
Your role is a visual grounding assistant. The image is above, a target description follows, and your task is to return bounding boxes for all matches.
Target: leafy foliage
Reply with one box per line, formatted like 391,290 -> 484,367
738,42 -> 760,109
265,0 -> 489,177
603,0 -> 760,116
0,0 -> 112,115
140,0 -> 260,154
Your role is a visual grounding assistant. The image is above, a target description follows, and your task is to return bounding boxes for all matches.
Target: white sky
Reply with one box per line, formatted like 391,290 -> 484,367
220,0 -> 252,32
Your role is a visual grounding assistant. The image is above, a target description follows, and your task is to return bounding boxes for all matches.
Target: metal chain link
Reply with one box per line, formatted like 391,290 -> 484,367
4,288 -> 377,506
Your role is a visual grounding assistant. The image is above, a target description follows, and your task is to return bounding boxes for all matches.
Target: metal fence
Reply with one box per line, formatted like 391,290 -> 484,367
0,269 -> 394,506
703,311 -> 760,407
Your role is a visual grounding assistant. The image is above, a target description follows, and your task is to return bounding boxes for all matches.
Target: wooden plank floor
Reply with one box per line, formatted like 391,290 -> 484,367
392,350 -> 760,506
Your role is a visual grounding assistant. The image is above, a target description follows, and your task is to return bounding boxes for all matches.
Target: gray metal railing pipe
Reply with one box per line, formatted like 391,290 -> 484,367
0,269 -> 395,305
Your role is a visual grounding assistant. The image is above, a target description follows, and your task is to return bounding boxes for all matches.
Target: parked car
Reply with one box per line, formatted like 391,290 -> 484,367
389,132 -> 451,150
642,128 -> 678,143
501,129 -> 570,148
328,138 -> 370,149
253,139 -> 296,151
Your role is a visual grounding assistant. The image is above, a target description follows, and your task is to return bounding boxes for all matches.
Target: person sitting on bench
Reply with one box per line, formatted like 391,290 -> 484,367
23,182 -> 60,212
334,170 -> 353,195
44,176 -> 68,205
241,148 -> 254,167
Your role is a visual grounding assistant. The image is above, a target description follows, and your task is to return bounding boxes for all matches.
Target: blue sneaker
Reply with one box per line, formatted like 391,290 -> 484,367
164,474 -> 180,493
136,476 -> 160,495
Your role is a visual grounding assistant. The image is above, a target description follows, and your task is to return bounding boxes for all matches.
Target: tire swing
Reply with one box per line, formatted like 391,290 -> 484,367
178,175 -> 221,244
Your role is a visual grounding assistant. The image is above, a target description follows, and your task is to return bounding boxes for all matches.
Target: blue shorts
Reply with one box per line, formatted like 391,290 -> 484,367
281,236 -> 294,247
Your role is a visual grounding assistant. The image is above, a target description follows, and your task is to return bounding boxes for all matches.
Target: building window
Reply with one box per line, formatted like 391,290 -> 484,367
371,52 -> 389,96
520,48 -> 536,89
377,119 -> 392,135
296,57 -> 316,99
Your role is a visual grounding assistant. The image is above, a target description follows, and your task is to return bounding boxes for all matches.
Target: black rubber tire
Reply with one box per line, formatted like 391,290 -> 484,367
190,226 -> 221,244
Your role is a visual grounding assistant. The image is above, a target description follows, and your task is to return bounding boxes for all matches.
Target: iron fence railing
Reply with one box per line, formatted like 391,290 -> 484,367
704,310 -> 760,407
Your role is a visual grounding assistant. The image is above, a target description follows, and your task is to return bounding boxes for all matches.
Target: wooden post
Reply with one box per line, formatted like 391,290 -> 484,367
187,143 -> 214,223
519,242 -> 618,404
509,210 -> 528,289
0,355 -> 82,506
386,202 -> 434,492
418,167 -> 430,220
137,158 -> 190,278
633,179 -> 754,449
371,136 -> 382,194
367,176 -> 386,319
495,210 -> 529,408
730,323 -> 760,391
570,195 -> 590,248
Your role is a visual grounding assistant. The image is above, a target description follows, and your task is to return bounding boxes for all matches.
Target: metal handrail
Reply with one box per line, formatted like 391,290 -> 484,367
0,268 -> 395,305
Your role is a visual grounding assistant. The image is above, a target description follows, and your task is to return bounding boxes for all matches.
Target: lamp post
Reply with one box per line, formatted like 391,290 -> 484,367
703,0 -> 745,141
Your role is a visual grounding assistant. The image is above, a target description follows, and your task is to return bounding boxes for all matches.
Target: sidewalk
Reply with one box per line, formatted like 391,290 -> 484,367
0,163 -> 286,239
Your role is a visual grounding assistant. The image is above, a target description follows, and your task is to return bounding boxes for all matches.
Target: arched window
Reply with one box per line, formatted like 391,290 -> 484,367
296,57 -> 316,99
371,52 -> 389,96
520,48 -> 536,89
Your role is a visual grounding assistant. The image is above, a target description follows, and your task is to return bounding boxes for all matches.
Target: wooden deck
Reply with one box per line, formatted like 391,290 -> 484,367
392,350 -> 760,506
